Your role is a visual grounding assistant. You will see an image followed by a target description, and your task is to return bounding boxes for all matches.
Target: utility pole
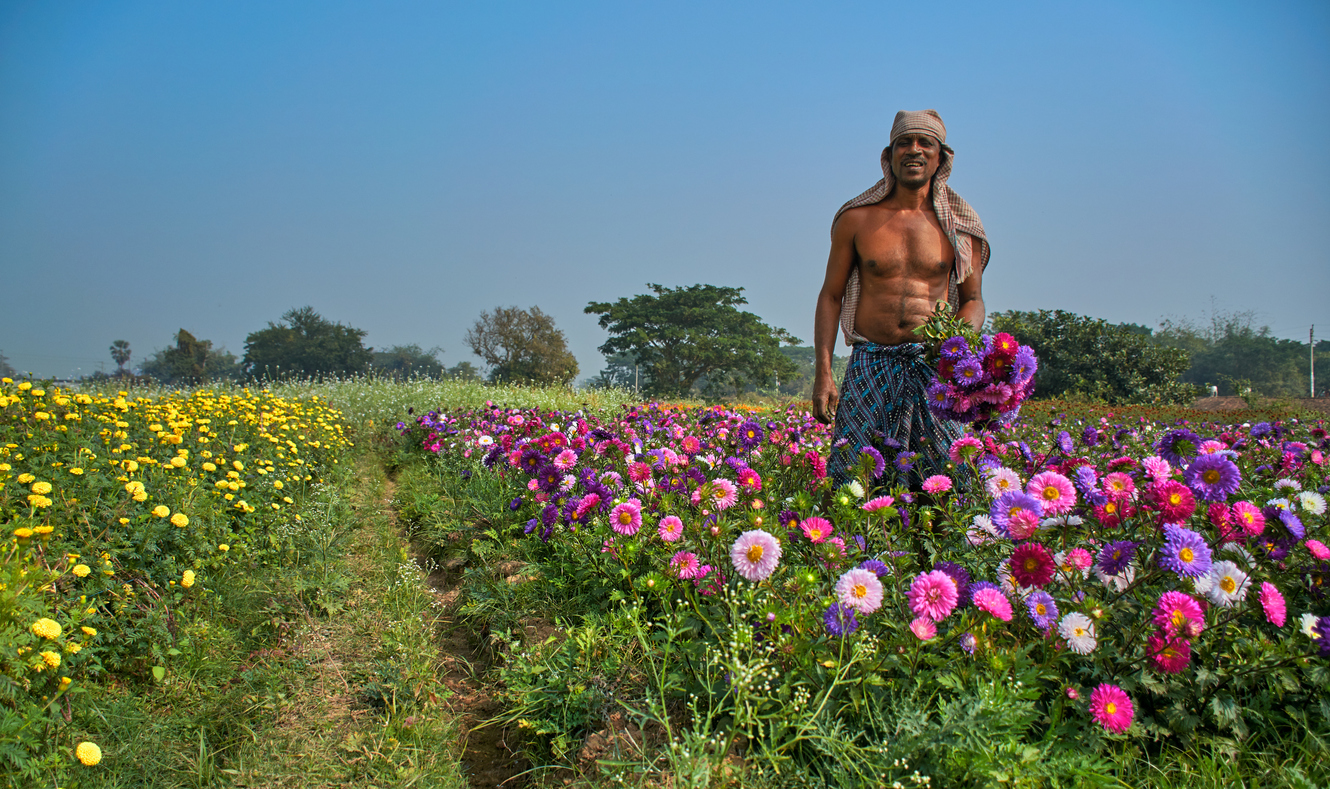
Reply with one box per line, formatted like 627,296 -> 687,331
1312,325 -> 1316,398
634,364 -> 639,396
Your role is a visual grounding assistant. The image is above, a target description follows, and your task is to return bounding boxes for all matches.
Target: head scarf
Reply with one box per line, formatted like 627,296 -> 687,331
831,109 -> 990,345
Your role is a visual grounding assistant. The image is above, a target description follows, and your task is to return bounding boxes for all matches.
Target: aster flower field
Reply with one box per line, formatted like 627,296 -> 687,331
398,397 -> 1330,786
0,379 -> 350,782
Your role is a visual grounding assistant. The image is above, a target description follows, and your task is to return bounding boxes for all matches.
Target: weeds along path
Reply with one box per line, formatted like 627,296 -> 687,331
382,457 -> 531,789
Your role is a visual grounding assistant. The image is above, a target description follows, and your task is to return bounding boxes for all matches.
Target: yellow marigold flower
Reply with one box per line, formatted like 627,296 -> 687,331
169,456 -> 186,468
60,676 -> 72,689
73,564 -> 91,577
69,467 -> 84,475
27,495 -> 53,508
124,481 -> 145,495
75,741 -> 102,766
233,461 -> 244,471
34,524 -> 53,534
13,527 -> 34,538
31,481 -> 52,495
81,626 -> 97,637
272,480 -> 283,490
32,618 -> 62,639
170,513 -> 189,528
124,460 -> 139,472
202,462 -> 217,472
118,517 -> 129,525
17,473 -> 35,484
132,491 -> 147,502
181,570 -> 196,588
152,505 -> 170,518
40,650 -> 61,669
65,642 -> 81,654
218,543 -> 229,552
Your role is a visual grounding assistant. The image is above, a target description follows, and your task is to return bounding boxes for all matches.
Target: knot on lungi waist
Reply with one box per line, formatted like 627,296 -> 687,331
851,341 -> 928,363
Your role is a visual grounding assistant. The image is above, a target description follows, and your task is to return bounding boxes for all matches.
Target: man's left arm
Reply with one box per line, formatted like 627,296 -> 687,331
956,235 -> 985,332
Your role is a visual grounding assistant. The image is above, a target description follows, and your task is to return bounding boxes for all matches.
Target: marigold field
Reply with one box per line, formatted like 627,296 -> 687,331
3,375 -> 1328,788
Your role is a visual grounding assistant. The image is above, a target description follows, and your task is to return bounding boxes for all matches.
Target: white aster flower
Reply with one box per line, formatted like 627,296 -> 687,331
1058,612 -> 1097,654
1298,491 -> 1326,516
1301,613 -> 1320,638
1266,497 -> 1291,512
985,467 -> 1022,498
1094,564 -> 1136,593
1205,560 -> 1251,607
844,480 -> 865,499
1274,478 -> 1302,494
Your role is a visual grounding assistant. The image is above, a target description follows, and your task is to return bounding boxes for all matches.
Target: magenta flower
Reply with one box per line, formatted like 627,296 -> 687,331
1148,632 -> 1191,674
834,568 -> 884,614
1259,582 -> 1287,627
730,529 -> 782,582
658,515 -> 684,542
922,475 -> 953,494
862,496 -> 895,512
909,617 -> 937,641
1307,540 -> 1330,560
709,478 -> 739,510
972,587 -> 1013,621
908,570 -> 959,621
670,551 -> 701,579
1153,591 -> 1206,638
1027,471 -> 1076,516
1089,684 -> 1134,733
610,499 -> 643,536
801,516 -> 833,544
737,468 -> 762,491
1011,542 -> 1056,588
1231,501 -> 1265,536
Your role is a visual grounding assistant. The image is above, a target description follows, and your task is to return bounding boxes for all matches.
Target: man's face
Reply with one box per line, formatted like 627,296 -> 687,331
890,134 -> 941,188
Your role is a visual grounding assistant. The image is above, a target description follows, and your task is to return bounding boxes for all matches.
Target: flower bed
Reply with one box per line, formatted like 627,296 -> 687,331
400,399 -> 1329,782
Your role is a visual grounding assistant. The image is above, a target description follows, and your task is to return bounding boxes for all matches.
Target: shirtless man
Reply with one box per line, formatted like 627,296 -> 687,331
812,109 -> 989,487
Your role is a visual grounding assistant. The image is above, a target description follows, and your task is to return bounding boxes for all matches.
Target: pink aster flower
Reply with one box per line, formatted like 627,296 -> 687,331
801,516 -> 833,544
922,475 -> 953,494
1007,509 -> 1040,540
1067,547 -> 1093,572
553,449 -> 579,471
1141,455 -> 1173,482
948,435 -> 983,464
972,588 -> 1013,621
730,529 -> 782,582
1307,540 -> 1330,560
862,496 -> 895,512
909,617 -> 937,641
1259,582 -> 1287,627
1089,684 -> 1134,733
658,515 -> 684,542
709,478 -> 739,510
669,551 -> 701,579
834,568 -> 884,614
737,468 -> 762,492
627,462 -> 653,483
908,570 -> 960,621
1148,631 -> 1191,674
680,435 -> 702,455
1231,501 -> 1265,536
1102,472 -> 1136,500
573,493 -> 602,521
610,499 -> 643,536
1153,591 -> 1206,638
1027,471 -> 1076,516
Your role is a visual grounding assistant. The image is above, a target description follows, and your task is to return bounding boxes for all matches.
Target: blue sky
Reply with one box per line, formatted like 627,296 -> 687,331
2,0 -> 1327,380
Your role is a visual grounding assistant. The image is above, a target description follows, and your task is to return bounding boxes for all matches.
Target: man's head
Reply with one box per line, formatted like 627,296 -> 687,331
887,109 -> 950,189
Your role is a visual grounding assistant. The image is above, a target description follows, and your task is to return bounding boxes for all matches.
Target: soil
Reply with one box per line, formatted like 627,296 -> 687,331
1190,396 -> 1330,415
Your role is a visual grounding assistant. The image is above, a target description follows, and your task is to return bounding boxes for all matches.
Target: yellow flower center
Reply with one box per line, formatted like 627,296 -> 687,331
1035,603 -> 1047,615
1105,702 -> 1117,715
1105,502 -> 1117,514
1043,486 -> 1059,501
1171,611 -> 1185,627
1170,493 -> 1182,505
809,528 -> 823,540
1024,557 -> 1040,571
1179,547 -> 1194,563
1220,576 -> 1236,593
746,544 -> 764,563
853,583 -> 867,599
618,512 -> 632,524
1203,470 -> 1220,484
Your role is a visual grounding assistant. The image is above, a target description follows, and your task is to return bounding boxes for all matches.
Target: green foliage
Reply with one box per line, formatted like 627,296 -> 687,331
585,283 -> 801,399
990,309 -> 1197,404
0,352 -> 14,380
109,340 -> 131,375
370,344 -> 445,380
1156,310 -> 1327,398
242,306 -> 373,380
464,305 -> 579,386
139,329 -> 241,384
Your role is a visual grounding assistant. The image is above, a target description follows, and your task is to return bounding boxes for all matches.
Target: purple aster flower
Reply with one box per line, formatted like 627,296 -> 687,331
1155,428 -> 1202,468
1026,591 -> 1059,630
933,561 -> 972,606
1081,425 -> 1099,447
1184,453 -> 1242,501
540,503 -> 559,528
508,497 -> 524,512
736,419 -> 764,451
823,603 -> 859,637
518,446 -> 548,475
939,336 -> 970,360
895,451 -> 919,474
952,355 -> 985,388
859,446 -> 886,479
1010,347 -> 1038,384
1315,617 -> 1330,657
1096,540 -> 1137,576
1277,509 -> 1305,539
524,518 -> 538,534
959,632 -> 977,654
859,559 -> 890,578
1057,431 -> 1074,455
1019,442 -> 1034,465
990,491 -> 1044,537
1250,422 -> 1272,439
1158,524 -> 1213,579
535,463 -> 563,493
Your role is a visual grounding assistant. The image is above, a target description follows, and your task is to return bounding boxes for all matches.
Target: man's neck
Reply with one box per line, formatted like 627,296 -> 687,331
884,180 -> 933,210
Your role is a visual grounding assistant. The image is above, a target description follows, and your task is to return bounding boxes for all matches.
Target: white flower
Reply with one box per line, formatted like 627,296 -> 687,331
1094,564 -> 1136,593
1298,491 -> 1327,516
844,480 -> 865,499
1274,478 -> 1302,493
1058,612 -> 1097,654
477,435 -> 494,447
1266,497 -> 1292,512
985,467 -> 1022,498
1206,560 -> 1251,607
1221,543 -> 1255,568
1301,613 -> 1319,638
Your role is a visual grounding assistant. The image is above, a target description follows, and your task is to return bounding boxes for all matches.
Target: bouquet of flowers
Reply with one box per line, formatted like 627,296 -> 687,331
913,301 -> 1038,428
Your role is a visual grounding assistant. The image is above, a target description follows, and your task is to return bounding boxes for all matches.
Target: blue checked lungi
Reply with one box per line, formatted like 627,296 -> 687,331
827,341 -> 962,488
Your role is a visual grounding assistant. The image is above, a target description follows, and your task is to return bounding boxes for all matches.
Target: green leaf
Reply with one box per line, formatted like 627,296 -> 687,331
152,666 -> 166,682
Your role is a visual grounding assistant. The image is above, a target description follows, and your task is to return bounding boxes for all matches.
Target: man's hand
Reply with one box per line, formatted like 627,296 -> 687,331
812,373 -> 839,425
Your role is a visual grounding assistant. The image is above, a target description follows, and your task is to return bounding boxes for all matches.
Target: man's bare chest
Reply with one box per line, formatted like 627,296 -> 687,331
854,213 -> 954,280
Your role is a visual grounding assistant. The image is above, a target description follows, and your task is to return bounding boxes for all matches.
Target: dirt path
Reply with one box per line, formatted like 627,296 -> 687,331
381,475 -> 530,788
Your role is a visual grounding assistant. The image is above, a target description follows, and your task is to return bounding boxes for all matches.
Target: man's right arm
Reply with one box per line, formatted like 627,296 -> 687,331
812,214 -> 857,424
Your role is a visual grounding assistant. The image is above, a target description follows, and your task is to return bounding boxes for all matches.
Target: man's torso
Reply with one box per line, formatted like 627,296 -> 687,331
844,202 -> 955,346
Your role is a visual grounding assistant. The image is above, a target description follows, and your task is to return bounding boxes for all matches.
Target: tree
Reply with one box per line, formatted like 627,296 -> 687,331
0,350 -> 15,379
444,361 -> 482,381
242,306 -> 373,379
371,344 -> 445,379
1156,310 -> 1322,397
586,352 -> 651,391
464,306 -> 579,386
989,309 -> 1195,405
585,283 -> 800,399
140,330 -> 241,384
109,340 -> 131,375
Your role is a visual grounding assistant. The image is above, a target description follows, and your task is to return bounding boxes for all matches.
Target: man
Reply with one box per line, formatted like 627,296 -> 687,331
812,109 -> 990,487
